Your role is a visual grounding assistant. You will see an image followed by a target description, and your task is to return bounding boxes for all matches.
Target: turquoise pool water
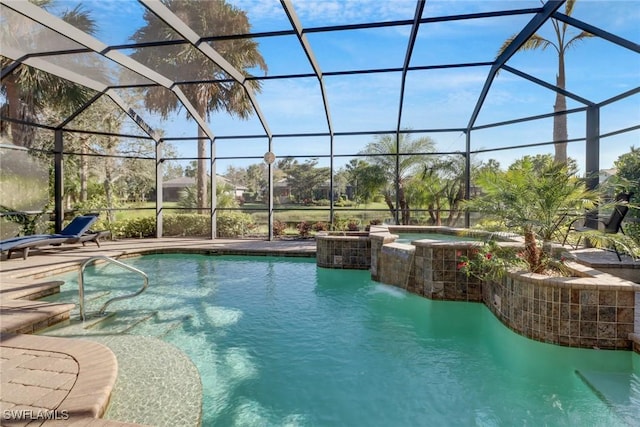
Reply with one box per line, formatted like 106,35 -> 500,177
42,254 -> 639,426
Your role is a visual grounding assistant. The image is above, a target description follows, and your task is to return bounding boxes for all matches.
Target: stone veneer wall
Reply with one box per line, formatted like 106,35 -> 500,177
370,232 -> 406,281
315,232 -> 371,269
376,243 -> 416,288
367,226 -> 639,351
412,242 -> 483,301
482,268 -> 637,350
319,225 -> 639,351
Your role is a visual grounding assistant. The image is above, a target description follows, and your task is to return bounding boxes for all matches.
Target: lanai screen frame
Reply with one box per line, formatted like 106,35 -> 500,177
1,0 -> 638,240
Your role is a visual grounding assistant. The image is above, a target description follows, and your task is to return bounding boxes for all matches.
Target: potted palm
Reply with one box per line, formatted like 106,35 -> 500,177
460,156 -> 639,349
464,156 -> 598,274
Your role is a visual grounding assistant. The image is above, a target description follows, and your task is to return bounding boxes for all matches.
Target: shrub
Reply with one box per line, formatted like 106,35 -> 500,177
111,212 -> 254,238
312,221 -> 328,232
297,221 -> 312,238
457,240 -> 527,281
112,216 -> 156,238
216,211 -> 254,238
165,214 -> 211,237
347,220 -> 360,231
457,239 -> 570,281
273,219 -> 286,237
334,199 -> 353,207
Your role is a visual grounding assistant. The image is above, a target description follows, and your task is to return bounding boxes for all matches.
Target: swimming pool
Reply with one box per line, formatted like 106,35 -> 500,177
41,254 -> 639,426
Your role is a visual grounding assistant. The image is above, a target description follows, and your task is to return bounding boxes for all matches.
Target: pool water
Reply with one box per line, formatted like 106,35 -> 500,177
42,254 -> 639,426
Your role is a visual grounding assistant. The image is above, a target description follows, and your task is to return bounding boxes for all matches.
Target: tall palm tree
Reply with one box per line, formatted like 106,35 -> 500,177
1,1 -> 97,147
498,0 -> 593,164
129,0 -> 267,210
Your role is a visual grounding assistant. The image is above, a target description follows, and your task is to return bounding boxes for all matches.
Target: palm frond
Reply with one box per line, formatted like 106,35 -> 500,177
520,34 -> 556,52
572,229 -> 640,259
565,31 -> 595,50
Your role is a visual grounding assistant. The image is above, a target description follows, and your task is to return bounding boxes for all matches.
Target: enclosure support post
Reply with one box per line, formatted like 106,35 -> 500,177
266,137 -> 274,241
585,106 -> 600,230
54,129 -> 64,233
329,133 -> 335,228
464,130 -> 471,228
395,134 -> 400,225
211,138 -> 217,240
156,139 -> 163,238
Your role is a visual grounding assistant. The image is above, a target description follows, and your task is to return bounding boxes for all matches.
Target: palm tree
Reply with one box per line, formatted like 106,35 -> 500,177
360,133 -> 435,224
129,0 -> 267,210
1,1 -> 97,147
408,155 -> 468,226
497,0 -> 593,164
464,156 -> 598,273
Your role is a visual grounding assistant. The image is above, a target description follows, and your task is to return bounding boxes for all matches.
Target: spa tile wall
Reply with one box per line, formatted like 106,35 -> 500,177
482,276 -> 635,350
413,244 -> 482,301
316,234 -> 371,269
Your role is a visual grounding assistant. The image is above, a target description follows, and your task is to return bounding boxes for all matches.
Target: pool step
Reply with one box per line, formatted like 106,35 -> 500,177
126,314 -> 192,338
83,311 -> 118,329
84,310 -> 159,334
157,315 -> 191,338
120,311 -> 159,334
576,369 -> 640,424
85,290 -> 112,302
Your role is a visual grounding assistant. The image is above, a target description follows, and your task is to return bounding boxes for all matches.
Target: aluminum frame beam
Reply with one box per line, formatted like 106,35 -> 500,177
1,0 -> 216,143
501,65 -> 594,106
396,0 -> 426,134
467,0 -> 566,130
552,12 -> 640,54
280,0 -> 336,230
138,0 -> 273,140
281,0 -> 333,136
394,0 -> 427,225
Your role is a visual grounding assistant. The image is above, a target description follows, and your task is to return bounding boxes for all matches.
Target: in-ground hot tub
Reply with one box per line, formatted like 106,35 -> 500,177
315,225 -> 516,271
316,225 -> 640,351
367,226 -> 519,300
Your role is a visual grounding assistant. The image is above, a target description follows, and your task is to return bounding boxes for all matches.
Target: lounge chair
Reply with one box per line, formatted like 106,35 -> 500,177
562,192 -> 632,261
0,215 -> 108,260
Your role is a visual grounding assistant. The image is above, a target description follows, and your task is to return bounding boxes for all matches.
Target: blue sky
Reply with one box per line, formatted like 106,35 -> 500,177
47,0 -> 640,174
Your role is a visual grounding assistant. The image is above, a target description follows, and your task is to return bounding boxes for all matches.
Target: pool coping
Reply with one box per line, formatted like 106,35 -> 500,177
0,333 -> 142,426
0,237 -> 316,426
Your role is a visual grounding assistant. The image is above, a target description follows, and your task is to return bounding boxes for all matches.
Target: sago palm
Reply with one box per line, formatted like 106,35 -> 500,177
465,156 -> 598,273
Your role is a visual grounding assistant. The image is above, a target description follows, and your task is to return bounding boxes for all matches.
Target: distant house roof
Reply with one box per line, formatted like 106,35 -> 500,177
163,175 -> 245,189
274,178 -> 289,188
163,177 -> 195,188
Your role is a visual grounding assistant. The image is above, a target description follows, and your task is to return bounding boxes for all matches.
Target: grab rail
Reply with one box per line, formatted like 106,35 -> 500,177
79,255 -> 148,321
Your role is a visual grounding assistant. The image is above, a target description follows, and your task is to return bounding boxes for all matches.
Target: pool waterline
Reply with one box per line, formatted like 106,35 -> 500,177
40,254 -> 640,427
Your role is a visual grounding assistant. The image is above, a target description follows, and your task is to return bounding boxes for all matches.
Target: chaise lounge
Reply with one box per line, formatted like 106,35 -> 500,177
562,192 -> 632,261
0,215 -> 109,260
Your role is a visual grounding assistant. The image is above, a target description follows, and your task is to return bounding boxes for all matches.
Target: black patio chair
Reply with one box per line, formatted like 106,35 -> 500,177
562,192 -> 632,261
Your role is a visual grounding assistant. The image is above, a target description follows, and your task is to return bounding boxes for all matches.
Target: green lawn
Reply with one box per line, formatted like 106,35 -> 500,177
110,201 -> 391,225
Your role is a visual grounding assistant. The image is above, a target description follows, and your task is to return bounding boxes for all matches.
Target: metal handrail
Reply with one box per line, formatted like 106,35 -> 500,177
79,255 -> 149,321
